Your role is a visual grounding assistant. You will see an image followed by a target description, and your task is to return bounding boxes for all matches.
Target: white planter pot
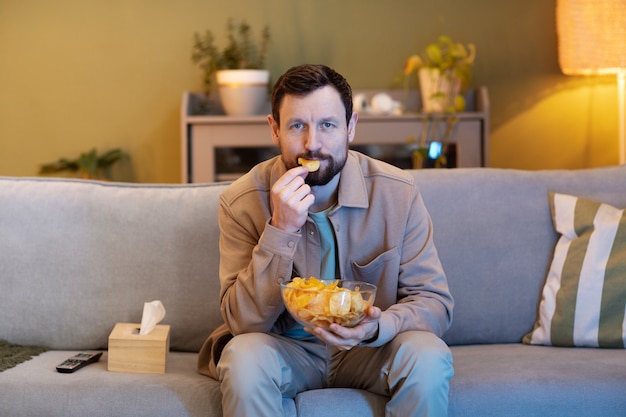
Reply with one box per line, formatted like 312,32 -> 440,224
418,68 -> 461,113
216,69 -> 270,116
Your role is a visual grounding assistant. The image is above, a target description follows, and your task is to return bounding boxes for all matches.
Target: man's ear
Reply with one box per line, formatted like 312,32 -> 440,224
347,112 -> 358,144
268,115 -> 280,145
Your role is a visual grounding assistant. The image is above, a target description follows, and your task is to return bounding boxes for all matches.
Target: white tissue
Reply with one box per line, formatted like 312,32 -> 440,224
139,300 -> 166,335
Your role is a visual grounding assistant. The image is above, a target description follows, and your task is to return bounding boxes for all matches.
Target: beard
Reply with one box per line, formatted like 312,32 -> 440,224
281,146 -> 349,186
303,149 -> 348,186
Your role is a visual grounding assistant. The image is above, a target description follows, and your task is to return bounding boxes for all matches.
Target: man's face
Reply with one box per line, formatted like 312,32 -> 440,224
269,86 -> 357,186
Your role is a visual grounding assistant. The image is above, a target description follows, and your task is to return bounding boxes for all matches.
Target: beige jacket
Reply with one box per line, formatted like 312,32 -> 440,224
198,151 -> 453,379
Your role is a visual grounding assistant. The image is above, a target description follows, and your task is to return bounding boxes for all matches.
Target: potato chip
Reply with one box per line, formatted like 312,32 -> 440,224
282,277 -> 376,328
297,158 -> 320,172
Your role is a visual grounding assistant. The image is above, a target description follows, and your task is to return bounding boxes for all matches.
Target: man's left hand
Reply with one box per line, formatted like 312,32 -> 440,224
307,306 -> 381,350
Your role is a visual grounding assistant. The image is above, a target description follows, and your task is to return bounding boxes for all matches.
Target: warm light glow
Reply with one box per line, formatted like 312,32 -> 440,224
557,0 -> 626,75
557,0 -> 626,165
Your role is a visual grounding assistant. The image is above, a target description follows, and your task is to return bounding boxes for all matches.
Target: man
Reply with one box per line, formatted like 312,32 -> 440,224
198,64 -> 454,417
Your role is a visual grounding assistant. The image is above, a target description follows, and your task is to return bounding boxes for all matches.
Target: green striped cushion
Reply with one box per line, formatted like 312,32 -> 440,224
523,192 -> 626,348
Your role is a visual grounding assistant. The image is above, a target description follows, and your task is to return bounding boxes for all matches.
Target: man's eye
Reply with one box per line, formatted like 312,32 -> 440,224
322,122 -> 334,129
291,122 -> 304,130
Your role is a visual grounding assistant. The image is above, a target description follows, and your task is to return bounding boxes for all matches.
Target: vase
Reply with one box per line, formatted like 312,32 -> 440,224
216,69 -> 270,116
418,68 -> 461,113
412,150 -> 426,169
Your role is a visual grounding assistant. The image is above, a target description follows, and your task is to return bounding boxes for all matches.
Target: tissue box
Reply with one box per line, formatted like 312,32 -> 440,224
108,323 -> 170,374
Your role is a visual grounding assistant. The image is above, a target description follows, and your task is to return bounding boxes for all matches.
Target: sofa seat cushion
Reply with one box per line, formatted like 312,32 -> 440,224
295,388 -> 387,417
287,343 -> 626,417
0,350 -> 299,417
4,345 -> 622,417
0,351 -> 222,417
449,343 -> 626,417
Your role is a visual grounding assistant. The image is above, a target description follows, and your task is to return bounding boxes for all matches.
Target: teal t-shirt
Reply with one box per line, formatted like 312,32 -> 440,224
282,204 -> 338,340
308,205 -> 338,281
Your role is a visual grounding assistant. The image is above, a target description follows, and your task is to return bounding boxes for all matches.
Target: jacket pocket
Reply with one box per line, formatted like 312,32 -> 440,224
350,247 -> 400,282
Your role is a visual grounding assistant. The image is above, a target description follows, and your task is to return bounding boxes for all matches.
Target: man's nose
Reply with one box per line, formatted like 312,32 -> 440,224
305,128 -> 322,151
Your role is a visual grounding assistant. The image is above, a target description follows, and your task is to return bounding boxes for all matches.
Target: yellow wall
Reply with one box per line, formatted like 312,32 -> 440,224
0,0 -> 621,183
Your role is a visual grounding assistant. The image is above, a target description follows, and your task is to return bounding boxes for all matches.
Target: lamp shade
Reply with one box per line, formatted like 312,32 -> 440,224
557,0 -> 626,75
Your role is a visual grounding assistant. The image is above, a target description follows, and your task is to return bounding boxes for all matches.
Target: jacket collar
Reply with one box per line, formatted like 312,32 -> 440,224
337,151 -> 369,209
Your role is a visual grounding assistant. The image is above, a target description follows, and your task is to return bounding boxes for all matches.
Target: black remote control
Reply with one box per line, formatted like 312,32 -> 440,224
56,352 -> 103,373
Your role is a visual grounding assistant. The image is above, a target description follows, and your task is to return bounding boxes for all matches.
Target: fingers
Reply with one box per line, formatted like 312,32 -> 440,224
274,165 -> 310,188
365,306 -> 381,320
270,167 -> 315,233
274,168 -> 310,204
307,311 -> 380,350
309,325 -> 360,351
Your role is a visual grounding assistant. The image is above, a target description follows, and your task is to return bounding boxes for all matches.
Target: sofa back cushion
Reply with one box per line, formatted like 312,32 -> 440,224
0,177 -> 227,352
412,166 -> 626,345
3,167 -> 626,351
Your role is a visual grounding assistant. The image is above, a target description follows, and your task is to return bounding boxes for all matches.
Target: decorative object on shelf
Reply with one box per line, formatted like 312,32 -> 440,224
215,69 -> 270,116
39,148 -> 124,180
407,113 -> 458,169
556,0 -> 626,165
399,35 -> 476,168
192,18 -> 271,116
353,92 -> 402,115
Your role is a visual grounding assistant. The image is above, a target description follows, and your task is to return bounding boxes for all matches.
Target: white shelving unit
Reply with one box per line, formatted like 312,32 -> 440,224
181,87 -> 489,183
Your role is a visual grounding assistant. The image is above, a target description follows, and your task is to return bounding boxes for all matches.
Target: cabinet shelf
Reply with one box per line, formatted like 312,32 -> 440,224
181,88 -> 489,183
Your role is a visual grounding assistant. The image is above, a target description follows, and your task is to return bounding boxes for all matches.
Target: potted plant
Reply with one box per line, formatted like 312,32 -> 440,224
39,148 -> 124,180
192,19 -> 271,116
400,35 -> 475,169
403,35 -> 476,113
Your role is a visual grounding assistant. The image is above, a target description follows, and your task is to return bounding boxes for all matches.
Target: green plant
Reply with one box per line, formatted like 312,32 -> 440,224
192,18 -> 271,96
399,35 -> 475,168
402,35 -> 476,112
39,148 -> 124,180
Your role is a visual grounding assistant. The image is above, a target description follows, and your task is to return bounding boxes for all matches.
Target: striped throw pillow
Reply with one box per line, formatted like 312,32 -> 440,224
523,192 -> 626,348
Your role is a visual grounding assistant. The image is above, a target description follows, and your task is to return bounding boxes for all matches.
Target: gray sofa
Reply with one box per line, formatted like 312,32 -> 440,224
1,166 -> 625,417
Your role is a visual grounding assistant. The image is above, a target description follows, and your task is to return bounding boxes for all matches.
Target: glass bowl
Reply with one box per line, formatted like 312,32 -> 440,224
280,278 -> 377,328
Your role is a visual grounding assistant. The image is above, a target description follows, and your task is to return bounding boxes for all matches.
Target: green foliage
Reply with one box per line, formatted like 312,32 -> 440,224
401,35 -> 476,113
405,35 -> 476,91
424,37 -> 475,88
192,18 -> 271,96
399,35 -> 476,167
39,148 -> 124,180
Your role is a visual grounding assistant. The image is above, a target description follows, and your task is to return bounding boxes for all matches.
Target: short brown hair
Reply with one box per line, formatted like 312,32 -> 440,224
271,64 -> 353,126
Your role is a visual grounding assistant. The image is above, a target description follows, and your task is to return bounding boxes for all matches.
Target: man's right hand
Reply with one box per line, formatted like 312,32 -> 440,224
270,167 -> 315,233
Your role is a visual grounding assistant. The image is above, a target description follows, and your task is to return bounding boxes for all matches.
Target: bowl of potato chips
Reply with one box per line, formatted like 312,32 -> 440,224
280,277 -> 377,328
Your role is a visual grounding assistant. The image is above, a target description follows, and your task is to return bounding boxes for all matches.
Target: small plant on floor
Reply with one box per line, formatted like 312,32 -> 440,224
39,148 -> 124,180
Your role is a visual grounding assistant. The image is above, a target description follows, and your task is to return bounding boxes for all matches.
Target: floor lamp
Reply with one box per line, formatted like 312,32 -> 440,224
557,0 -> 626,165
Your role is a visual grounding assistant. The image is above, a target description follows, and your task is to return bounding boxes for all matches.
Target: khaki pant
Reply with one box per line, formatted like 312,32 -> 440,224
217,330 -> 453,417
